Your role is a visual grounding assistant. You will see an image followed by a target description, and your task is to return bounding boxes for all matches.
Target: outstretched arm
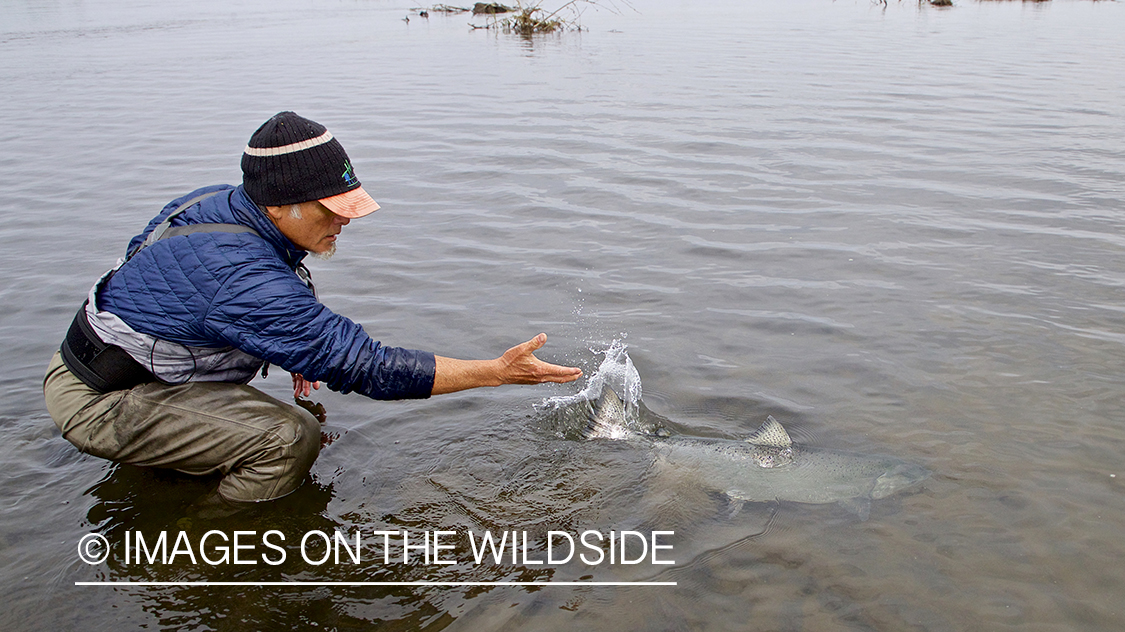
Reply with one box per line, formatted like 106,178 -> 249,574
431,333 -> 582,396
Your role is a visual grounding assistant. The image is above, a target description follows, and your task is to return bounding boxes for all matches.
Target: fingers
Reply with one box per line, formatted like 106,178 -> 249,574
532,355 -> 582,382
507,333 -> 547,358
537,363 -> 583,383
502,334 -> 582,385
291,374 -> 321,399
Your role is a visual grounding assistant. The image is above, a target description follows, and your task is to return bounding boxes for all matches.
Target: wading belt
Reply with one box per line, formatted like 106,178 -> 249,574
60,190 -> 263,393
61,299 -> 157,393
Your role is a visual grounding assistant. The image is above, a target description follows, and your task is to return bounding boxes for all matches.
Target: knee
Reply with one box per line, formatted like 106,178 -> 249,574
268,404 -> 321,480
220,403 -> 322,503
285,405 -> 322,470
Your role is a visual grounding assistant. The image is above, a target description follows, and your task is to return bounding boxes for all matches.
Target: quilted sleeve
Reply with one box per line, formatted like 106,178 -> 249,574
204,252 -> 435,400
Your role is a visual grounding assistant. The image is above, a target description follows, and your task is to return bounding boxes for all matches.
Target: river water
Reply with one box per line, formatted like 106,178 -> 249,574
2,0 -> 1124,630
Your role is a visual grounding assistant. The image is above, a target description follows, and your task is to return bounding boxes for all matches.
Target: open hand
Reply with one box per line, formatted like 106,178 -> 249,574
431,333 -> 582,395
496,333 -> 583,385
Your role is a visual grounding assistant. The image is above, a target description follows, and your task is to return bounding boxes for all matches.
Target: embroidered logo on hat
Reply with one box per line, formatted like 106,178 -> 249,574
342,161 -> 358,187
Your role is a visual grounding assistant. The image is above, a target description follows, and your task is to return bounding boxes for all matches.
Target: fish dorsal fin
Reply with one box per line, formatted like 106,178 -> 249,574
584,385 -> 627,439
746,415 -> 792,448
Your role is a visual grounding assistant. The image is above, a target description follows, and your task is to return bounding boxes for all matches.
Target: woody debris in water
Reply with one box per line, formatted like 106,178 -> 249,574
431,1 -> 633,36
426,4 -> 470,13
473,2 -> 514,13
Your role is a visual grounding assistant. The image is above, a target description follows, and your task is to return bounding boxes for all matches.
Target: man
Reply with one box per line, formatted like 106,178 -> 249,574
43,111 -> 581,507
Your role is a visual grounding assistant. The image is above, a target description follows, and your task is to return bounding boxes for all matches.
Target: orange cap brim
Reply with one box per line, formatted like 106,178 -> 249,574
320,186 -> 380,218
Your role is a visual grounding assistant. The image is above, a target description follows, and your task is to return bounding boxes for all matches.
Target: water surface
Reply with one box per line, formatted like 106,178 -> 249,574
2,0 -> 1124,630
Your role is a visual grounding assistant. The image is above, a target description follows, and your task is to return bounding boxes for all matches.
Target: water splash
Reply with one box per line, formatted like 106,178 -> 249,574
536,340 -> 644,435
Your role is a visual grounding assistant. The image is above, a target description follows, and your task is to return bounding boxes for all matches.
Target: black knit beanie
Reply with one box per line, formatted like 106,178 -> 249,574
241,112 -> 363,207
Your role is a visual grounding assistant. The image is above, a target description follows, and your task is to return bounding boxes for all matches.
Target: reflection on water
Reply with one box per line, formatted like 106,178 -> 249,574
3,0 -> 1125,630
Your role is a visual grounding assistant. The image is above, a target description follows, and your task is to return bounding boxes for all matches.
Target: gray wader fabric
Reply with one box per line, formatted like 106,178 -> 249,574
43,352 -> 320,503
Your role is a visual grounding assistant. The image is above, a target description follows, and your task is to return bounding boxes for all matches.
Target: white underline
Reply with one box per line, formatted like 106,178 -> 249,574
76,581 -> 675,587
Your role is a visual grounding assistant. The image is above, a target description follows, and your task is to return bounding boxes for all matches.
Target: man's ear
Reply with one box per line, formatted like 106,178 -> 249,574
263,205 -> 285,222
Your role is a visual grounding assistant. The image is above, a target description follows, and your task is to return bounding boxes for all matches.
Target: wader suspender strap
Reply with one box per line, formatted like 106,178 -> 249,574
128,190 -> 257,259
61,189 -> 278,393
131,193 -> 314,295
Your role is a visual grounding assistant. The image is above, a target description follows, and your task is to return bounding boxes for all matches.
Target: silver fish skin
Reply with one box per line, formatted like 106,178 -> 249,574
587,386 -> 929,515
654,437 -> 929,505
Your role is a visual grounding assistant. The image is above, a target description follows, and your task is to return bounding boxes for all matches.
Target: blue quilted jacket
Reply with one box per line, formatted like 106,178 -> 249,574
97,184 -> 436,399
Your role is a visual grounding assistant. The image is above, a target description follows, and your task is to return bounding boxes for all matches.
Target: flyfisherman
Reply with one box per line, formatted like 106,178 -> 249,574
43,111 -> 582,509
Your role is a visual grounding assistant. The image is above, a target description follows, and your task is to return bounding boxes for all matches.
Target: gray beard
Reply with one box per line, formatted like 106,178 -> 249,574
311,243 -> 336,260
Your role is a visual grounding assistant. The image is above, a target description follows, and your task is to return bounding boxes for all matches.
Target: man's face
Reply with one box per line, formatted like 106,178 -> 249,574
265,200 -> 350,255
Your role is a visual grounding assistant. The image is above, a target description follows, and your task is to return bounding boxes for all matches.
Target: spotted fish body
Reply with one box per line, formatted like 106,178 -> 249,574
586,386 -> 929,517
